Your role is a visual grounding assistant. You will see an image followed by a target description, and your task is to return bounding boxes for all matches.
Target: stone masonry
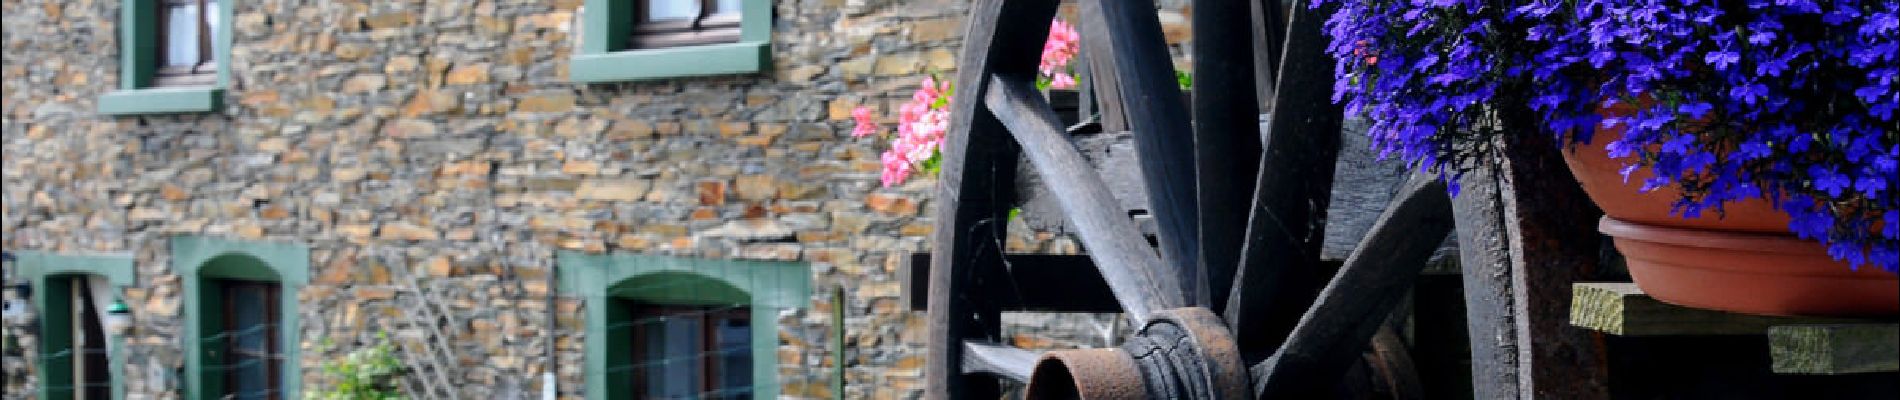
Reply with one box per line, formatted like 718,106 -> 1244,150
2,0 -> 1201,399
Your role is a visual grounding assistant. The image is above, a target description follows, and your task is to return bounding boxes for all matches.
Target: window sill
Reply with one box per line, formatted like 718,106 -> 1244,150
99,86 -> 223,115
569,41 -> 770,84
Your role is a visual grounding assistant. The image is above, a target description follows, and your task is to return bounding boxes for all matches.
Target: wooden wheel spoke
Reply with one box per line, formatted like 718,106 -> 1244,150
1252,0 -> 1291,107
1079,0 -> 1207,305
962,341 -> 1042,383
1251,173 -> 1453,397
1191,0 -> 1267,315
927,1 -> 1062,398
1222,0 -> 1346,363
985,74 -> 1185,324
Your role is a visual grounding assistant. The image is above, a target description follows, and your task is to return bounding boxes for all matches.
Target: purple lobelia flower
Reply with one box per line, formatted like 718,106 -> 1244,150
1313,0 -> 1900,272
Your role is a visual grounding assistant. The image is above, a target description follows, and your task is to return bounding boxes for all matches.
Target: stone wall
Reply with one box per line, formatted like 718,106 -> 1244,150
2,0 -> 1198,399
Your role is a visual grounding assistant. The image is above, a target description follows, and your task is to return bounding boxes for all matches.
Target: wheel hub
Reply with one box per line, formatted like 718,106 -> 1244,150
1025,307 -> 1251,399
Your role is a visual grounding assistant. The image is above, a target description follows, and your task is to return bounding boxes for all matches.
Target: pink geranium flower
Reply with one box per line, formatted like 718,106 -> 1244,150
851,106 -> 879,137
1038,19 -> 1082,89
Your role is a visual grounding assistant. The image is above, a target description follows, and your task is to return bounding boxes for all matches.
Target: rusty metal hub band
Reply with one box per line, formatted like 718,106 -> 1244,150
1025,308 -> 1250,400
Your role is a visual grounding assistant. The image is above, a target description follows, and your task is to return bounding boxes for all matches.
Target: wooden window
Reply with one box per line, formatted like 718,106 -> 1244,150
218,279 -> 281,400
627,0 -> 744,50
627,303 -> 752,399
156,0 -> 219,87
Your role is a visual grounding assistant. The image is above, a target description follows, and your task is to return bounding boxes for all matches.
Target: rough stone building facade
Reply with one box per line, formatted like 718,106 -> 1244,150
1,0 -> 1198,399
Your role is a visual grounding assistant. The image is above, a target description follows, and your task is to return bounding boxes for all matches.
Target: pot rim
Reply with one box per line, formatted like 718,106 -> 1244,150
1598,216 -> 1824,255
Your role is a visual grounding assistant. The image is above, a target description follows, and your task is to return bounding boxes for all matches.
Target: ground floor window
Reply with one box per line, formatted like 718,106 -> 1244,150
620,302 -> 753,399
557,253 -> 811,399
42,275 -> 113,399
209,279 -> 281,400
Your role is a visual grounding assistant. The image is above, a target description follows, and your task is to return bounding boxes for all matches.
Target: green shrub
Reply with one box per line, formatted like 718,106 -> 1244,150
306,334 -> 407,400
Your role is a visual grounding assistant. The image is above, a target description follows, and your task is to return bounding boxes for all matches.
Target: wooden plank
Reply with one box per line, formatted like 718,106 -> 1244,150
1449,161 -> 1522,400
902,253 -> 1120,313
985,74 -> 1184,322
1253,174 -> 1452,398
962,341 -> 1042,382
1223,0 -> 1345,363
1191,0 -> 1265,314
928,1 -> 1059,398
1569,282 -> 1862,336
1013,130 -> 1151,236
1769,324 -> 1900,374
1079,0 -> 1205,305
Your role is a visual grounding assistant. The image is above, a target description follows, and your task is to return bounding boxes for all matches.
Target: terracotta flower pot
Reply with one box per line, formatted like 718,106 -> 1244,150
1599,217 -> 1899,316
1560,127 -> 1788,232
1564,116 -> 1899,316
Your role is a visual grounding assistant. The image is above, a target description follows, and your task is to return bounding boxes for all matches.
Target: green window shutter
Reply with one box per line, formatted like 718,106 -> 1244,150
13,251 -> 137,400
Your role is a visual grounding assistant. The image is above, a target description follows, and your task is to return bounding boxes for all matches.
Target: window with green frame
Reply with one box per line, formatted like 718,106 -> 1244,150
569,0 -> 773,83
556,252 -> 810,399
99,0 -> 233,115
12,251 -> 137,400
170,236 -> 308,400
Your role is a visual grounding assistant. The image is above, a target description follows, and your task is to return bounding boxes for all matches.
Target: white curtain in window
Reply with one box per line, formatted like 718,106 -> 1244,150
647,0 -> 698,21
83,275 -> 116,358
164,3 -> 200,66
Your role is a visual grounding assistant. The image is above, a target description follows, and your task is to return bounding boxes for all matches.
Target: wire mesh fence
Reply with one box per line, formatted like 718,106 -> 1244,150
200,321 -> 287,400
26,347 -> 112,395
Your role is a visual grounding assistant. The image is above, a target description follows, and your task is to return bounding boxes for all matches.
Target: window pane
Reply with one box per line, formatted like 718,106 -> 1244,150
163,4 -> 200,67
714,0 -> 742,15
205,1 -> 220,63
713,316 -> 751,399
225,283 -> 274,400
645,0 -> 699,21
642,315 -> 703,399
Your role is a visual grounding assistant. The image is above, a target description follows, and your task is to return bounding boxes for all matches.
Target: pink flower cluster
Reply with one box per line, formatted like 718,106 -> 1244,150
1039,19 -> 1081,89
848,18 -> 1080,187
853,76 -> 954,187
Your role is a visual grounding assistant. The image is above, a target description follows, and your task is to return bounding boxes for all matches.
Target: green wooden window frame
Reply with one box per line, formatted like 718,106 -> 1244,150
556,252 -> 811,399
170,236 -> 308,400
14,251 -> 137,400
569,0 -> 773,83
98,0 -> 232,115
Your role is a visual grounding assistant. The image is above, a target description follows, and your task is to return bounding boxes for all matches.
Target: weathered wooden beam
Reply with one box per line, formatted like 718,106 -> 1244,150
929,1 -> 1059,398
1455,121 -> 1614,398
1449,160 -> 1522,400
986,74 -> 1184,323
1769,324 -> 1900,375
1079,0 -> 1205,305
1224,0 -> 1345,363
1495,126 -> 1613,399
962,341 -> 1042,382
1569,282 -> 1862,336
1192,0 -> 1265,314
1253,174 -> 1452,398
902,253 -> 1120,313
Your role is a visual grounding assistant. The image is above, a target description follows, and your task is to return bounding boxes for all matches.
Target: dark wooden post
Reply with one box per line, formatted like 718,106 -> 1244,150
1450,158 -> 1524,400
1452,118 -> 1612,398
1495,128 -> 1612,399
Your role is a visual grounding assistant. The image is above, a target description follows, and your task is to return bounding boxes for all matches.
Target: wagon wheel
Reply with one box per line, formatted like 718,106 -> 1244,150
924,0 -> 1457,398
